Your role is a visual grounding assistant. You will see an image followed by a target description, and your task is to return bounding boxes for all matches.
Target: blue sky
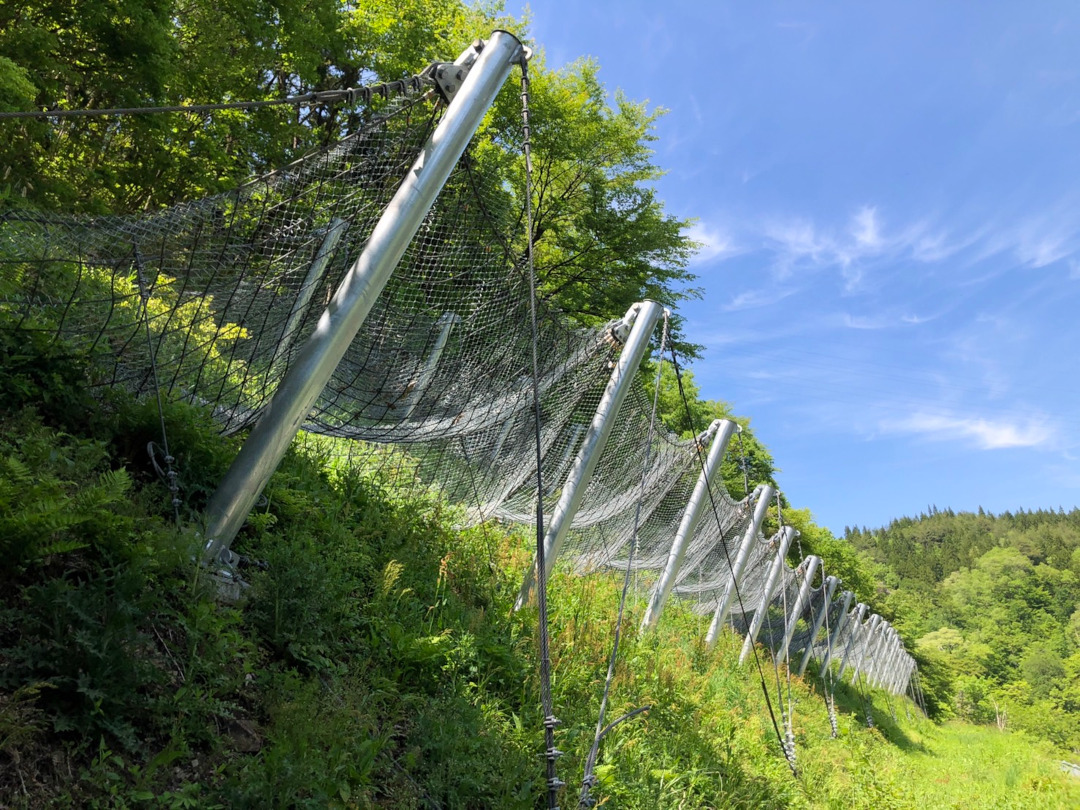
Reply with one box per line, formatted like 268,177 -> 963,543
509,1 -> 1080,534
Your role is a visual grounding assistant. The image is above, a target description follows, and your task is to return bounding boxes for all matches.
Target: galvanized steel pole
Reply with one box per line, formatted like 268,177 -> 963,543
881,633 -> 902,690
818,590 -> 854,673
640,418 -> 738,632
202,32 -> 528,563
884,635 -> 904,691
778,555 -> 821,662
738,526 -> 797,665
868,629 -> 892,687
515,300 -> 665,609
705,483 -> 774,648
796,575 -> 839,676
851,616 -> 885,684
871,624 -> 895,687
836,604 -> 869,679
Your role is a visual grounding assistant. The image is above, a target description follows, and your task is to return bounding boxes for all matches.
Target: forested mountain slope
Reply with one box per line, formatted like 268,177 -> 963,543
847,510 -> 1080,751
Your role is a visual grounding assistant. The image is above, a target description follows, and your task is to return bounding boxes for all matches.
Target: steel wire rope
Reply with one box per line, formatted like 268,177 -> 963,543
0,75 -> 437,120
817,562 -> 840,737
132,243 -> 182,527
578,312 -> 670,809
762,551 -> 795,771
518,59 -> 562,810
667,350 -> 796,778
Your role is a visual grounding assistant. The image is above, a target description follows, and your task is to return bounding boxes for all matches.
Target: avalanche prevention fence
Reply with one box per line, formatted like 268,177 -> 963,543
0,30 -> 922,806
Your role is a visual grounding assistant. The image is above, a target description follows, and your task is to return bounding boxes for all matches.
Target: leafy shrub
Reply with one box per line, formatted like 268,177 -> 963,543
0,413 -> 131,572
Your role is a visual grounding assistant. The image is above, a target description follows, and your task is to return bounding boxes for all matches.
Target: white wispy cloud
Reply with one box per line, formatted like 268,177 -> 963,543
850,206 -> 883,251
880,412 -> 1054,450
723,285 -> 799,311
970,203 -> 1080,270
840,311 -> 932,329
759,206 -> 894,288
762,218 -> 831,273
686,222 -> 739,265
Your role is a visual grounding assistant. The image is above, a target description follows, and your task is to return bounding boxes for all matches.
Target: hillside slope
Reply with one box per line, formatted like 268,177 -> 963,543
0,349 -> 1077,807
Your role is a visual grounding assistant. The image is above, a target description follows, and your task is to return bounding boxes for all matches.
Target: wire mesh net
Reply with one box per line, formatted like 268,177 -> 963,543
0,86 -> 743,594
0,70 -> 914,687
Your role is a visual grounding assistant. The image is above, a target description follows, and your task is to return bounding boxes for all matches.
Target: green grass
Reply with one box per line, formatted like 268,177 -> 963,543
0,352 -> 1077,807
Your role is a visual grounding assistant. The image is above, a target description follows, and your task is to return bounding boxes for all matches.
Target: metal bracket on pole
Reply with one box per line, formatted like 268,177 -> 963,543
778,555 -> 821,662
836,603 -> 869,679
514,300 -> 665,610
639,418 -> 738,632
818,590 -> 854,672
796,575 -> 839,676
201,31 -> 528,567
705,483 -> 774,648
738,526 -> 797,665
427,37 -> 532,104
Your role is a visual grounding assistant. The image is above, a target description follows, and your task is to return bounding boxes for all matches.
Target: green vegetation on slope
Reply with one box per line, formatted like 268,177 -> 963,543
847,510 -> 1080,752
2,0 -> 1078,803
0,340 -> 1077,808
